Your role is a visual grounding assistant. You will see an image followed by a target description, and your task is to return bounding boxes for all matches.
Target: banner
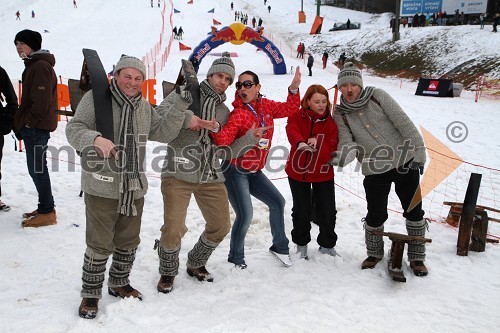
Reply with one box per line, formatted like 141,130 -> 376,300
208,8 -> 215,13
213,18 -> 221,25
415,78 -> 454,97
401,0 -> 487,15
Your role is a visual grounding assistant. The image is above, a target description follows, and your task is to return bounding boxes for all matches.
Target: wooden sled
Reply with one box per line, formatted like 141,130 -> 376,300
373,231 -> 432,283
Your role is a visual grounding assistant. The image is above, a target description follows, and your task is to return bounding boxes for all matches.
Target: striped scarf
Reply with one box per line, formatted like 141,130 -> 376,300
110,78 -> 143,216
198,80 -> 225,181
336,86 -> 375,114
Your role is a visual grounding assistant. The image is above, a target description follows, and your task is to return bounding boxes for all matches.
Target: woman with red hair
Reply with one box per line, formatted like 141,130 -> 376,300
285,85 -> 339,260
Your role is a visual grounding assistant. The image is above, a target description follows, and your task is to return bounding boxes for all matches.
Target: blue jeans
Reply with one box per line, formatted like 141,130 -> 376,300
222,161 -> 289,265
21,128 -> 54,214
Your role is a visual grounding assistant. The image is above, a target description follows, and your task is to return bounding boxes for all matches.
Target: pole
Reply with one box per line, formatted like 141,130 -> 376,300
456,173 -> 483,256
393,0 -> 401,42
316,0 -> 320,16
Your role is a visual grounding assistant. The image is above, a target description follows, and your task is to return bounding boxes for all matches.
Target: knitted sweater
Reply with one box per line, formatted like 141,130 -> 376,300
160,89 -> 257,183
66,90 -> 187,200
332,87 -> 426,176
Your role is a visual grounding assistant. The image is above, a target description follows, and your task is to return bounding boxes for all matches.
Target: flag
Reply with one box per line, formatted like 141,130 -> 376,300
207,8 -> 215,13
213,18 -> 221,25
174,8 -> 180,13
179,42 -> 192,51
187,0 -> 193,4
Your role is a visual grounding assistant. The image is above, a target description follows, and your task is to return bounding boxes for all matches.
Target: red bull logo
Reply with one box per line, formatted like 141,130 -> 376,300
210,26 -> 237,42
240,27 -> 265,43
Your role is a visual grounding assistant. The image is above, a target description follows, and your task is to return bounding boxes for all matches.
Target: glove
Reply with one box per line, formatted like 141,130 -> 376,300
408,161 -> 424,175
329,151 -> 340,166
175,84 -> 193,104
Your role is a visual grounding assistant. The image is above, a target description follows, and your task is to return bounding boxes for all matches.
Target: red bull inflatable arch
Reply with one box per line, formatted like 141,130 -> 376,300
189,22 -> 287,75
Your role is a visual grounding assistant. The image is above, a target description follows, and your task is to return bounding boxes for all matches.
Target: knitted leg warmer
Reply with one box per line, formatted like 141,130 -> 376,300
81,248 -> 108,298
108,248 -> 136,288
187,233 -> 218,269
158,244 -> 181,276
364,223 -> 384,259
406,219 -> 427,261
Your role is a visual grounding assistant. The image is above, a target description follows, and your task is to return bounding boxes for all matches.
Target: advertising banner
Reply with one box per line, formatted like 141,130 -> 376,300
401,0 -> 486,15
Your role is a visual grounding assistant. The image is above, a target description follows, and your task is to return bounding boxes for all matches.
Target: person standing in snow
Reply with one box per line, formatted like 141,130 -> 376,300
285,84 -> 339,260
14,29 -> 58,228
322,51 -> 329,69
210,67 -> 302,269
307,53 -> 314,76
16,10 -> 21,20
268,5 -> 271,13
66,55 -> 209,319
177,26 -> 184,40
0,66 -> 18,212
155,53 -> 257,293
330,63 -> 428,277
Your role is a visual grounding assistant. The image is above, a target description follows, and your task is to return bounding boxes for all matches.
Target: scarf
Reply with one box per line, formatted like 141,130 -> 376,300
198,80 -> 225,181
110,78 -> 143,216
336,86 -> 375,114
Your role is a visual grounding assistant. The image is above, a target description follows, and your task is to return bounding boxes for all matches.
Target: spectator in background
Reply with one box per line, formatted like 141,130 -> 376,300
74,0 -> 78,8
14,29 -> 58,228
493,12 -> 499,33
307,53 -> 314,76
479,13 -> 486,29
0,66 -> 19,212
178,26 -> 184,40
346,18 -> 351,29
268,5 -> 271,13
16,10 -> 21,20
322,51 -> 329,69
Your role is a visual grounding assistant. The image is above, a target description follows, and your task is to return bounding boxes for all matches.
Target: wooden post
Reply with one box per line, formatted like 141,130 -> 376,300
457,173 -> 482,256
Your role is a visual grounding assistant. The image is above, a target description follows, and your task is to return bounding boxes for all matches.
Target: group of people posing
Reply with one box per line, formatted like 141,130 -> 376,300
3,29 -> 429,320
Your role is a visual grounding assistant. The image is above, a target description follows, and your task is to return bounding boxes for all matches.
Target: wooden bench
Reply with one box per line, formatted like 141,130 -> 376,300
444,201 -> 500,252
373,231 -> 432,283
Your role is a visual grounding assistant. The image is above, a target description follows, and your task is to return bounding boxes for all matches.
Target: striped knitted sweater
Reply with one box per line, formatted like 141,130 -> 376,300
332,87 -> 426,176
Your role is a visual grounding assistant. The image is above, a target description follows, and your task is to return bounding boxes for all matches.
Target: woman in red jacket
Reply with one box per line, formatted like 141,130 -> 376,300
211,68 -> 301,268
285,84 -> 338,260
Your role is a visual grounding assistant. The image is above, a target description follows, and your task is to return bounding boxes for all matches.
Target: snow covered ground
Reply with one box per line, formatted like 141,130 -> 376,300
0,0 -> 499,332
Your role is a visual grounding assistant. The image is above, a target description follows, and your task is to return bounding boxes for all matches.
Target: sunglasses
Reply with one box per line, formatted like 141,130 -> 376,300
235,80 -> 256,90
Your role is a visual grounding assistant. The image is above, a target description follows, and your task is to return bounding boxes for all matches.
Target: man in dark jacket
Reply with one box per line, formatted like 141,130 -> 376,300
307,53 -> 314,76
14,29 -> 58,227
0,66 -> 19,211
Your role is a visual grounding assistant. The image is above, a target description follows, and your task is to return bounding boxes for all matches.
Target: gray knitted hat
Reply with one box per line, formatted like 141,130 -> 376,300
114,55 -> 147,79
207,52 -> 235,84
337,62 -> 363,88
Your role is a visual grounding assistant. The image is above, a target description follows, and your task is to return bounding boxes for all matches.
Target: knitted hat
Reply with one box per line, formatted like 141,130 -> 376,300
337,62 -> 363,89
114,55 -> 147,79
14,29 -> 42,52
207,52 -> 235,84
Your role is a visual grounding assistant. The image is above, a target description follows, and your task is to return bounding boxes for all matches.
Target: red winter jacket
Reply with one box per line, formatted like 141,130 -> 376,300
211,90 -> 300,172
285,107 -> 338,182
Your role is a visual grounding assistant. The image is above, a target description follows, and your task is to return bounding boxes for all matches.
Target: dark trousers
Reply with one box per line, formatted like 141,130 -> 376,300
21,127 -> 54,213
307,66 -> 312,76
363,164 -> 424,228
0,135 -> 3,197
288,177 -> 337,248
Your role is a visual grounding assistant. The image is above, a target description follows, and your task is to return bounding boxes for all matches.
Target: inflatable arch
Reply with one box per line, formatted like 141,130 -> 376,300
188,23 -> 287,75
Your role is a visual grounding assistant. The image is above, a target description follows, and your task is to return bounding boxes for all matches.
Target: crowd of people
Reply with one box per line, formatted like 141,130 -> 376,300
1,19 -> 430,319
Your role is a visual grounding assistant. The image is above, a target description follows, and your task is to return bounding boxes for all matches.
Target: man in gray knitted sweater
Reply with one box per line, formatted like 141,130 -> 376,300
66,55 -> 207,319
331,62 -> 429,277
155,54 -> 257,293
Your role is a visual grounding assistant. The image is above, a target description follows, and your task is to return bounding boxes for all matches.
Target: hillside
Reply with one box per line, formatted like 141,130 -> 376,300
249,1 -> 499,90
